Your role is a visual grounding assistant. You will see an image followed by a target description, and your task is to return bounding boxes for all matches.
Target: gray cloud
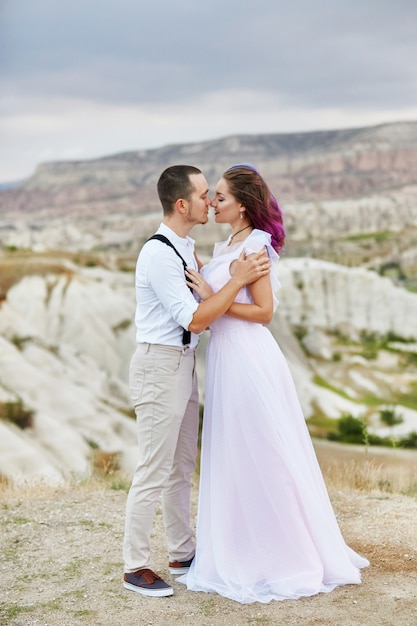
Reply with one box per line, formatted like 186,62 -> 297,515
1,0 -> 417,180
2,0 -> 417,107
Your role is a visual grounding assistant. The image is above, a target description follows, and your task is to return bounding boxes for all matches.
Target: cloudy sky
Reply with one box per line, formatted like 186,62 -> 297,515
1,0 -> 417,183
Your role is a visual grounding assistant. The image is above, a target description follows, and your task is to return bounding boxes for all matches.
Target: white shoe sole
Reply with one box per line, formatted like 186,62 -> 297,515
123,581 -> 173,597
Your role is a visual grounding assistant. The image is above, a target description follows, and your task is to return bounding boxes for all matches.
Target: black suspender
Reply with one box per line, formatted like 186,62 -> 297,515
147,234 -> 193,346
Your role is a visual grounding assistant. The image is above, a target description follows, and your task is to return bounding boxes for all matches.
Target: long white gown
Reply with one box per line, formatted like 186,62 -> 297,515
180,229 -> 369,604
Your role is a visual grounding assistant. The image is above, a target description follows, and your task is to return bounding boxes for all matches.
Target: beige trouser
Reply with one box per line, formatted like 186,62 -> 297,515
123,343 -> 199,573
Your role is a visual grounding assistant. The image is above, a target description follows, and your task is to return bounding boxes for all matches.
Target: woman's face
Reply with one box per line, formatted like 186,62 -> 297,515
211,177 -> 243,226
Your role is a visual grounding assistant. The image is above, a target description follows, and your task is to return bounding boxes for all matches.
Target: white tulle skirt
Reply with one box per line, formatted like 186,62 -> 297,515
179,317 -> 369,603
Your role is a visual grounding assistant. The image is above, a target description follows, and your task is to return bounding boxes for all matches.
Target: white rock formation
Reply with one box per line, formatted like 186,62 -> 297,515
0,268 -> 137,484
1,258 -> 417,484
278,258 -> 417,339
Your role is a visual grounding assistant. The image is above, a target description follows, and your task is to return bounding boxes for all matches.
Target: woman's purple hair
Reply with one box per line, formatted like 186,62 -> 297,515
223,164 -> 285,253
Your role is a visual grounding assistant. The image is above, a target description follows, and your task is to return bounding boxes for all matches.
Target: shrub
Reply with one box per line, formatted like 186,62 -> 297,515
327,413 -> 417,449
327,414 -> 368,445
379,407 -> 403,427
0,401 -> 34,429
399,431 -> 417,448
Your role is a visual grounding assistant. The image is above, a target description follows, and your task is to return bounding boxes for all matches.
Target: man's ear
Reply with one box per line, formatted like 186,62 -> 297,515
175,198 -> 187,215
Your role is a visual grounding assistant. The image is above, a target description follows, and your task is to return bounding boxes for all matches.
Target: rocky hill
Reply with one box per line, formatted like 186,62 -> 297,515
1,121 -> 416,273
3,120 -> 417,208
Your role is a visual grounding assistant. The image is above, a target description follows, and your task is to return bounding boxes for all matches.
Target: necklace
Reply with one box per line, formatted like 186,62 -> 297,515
228,225 -> 252,246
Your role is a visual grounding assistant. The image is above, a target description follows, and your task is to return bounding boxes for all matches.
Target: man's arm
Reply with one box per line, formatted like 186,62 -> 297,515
188,249 -> 269,334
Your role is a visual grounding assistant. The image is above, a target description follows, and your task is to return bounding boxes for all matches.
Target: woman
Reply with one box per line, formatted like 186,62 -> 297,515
181,164 -> 369,604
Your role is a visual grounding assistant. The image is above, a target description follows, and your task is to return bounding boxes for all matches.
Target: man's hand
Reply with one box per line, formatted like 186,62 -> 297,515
188,249 -> 270,334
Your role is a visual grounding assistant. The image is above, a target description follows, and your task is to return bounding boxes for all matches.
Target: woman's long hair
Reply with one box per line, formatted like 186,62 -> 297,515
223,164 -> 285,253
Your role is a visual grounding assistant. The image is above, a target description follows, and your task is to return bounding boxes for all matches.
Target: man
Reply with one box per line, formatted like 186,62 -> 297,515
123,165 -> 269,597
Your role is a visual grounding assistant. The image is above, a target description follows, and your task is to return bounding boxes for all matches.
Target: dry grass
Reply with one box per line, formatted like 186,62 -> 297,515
1,438 -> 415,503
0,257 -> 74,296
0,249 -> 110,297
313,439 -> 417,496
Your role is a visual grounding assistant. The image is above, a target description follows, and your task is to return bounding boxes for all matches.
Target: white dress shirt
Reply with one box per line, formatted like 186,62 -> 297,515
134,223 -> 200,349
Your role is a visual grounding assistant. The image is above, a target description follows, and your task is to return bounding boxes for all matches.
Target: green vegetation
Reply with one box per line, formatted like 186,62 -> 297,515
398,431 -> 417,448
4,605 -> 33,620
312,375 -> 355,401
327,414 -> 372,445
358,331 -> 382,360
1,592 -> 99,623
393,382 -> 417,412
112,319 -> 131,332
352,330 -> 416,361
10,334 -> 33,350
299,327 -> 417,366
340,230 -> 393,243
379,260 -> 407,280
325,413 -> 417,449
200,596 -> 216,618
293,325 -> 308,342
379,407 -> 403,428
119,265 -> 135,272
306,408 -> 338,438
308,374 -> 416,449
107,474 -> 132,492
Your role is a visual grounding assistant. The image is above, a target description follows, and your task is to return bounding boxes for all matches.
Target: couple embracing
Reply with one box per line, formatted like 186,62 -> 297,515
122,164 -> 369,604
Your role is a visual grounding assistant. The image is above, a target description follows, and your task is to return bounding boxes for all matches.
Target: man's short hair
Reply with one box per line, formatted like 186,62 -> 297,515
157,165 -> 202,215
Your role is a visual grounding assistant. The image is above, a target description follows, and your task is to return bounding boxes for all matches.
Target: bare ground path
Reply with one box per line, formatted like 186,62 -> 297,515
1,441 -> 416,626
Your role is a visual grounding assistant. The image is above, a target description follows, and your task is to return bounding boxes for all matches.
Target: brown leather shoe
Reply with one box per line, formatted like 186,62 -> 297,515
123,568 -> 173,596
168,556 -> 194,575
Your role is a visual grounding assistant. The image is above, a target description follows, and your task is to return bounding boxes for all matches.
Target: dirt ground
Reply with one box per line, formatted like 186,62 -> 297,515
1,441 -> 416,626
